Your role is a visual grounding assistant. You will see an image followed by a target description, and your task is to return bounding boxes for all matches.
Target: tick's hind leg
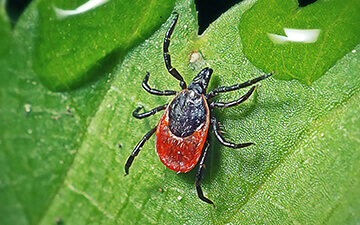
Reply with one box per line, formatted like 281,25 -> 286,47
211,117 -> 254,148
132,104 -> 168,119
163,12 -> 187,89
142,72 -> 177,96
125,126 -> 157,175
196,139 -> 215,207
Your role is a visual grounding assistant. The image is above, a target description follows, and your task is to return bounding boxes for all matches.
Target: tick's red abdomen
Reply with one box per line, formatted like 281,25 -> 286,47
155,90 -> 210,173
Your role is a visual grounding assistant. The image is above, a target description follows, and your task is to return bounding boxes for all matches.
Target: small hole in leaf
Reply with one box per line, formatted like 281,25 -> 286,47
298,0 -> 318,7
196,0 -> 243,35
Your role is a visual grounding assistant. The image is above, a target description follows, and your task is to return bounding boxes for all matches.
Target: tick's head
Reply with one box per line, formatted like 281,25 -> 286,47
188,67 -> 213,94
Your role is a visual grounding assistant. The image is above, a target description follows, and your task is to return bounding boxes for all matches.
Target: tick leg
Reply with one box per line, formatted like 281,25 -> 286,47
209,85 -> 256,109
133,104 -> 168,119
125,126 -> 157,175
163,12 -> 187,89
142,72 -> 177,96
196,139 -> 215,206
211,117 -> 254,148
206,72 -> 273,99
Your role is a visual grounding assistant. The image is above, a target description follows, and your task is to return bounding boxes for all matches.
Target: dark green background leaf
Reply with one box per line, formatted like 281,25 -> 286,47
1,0 -> 359,224
0,0 -> 11,56
239,0 -> 360,85
33,0 -> 175,91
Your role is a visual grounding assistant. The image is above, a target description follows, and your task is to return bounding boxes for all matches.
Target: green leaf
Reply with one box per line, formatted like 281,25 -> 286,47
239,0 -> 360,85
1,0 -> 360,224
0,0 -> 11,56
33,0 -> 175,91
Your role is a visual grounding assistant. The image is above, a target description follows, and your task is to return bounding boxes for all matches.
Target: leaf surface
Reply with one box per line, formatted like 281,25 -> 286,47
1,0 -> 359,224
239,0 -> 360,85
33,0 -> 175,90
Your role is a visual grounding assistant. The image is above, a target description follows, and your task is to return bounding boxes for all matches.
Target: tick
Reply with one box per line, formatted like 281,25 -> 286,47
125,12 -> 273,206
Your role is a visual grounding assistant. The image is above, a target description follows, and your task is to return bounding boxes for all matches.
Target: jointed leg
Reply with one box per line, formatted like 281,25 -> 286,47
210,85 -> 257,109
142,72 -> 177,96
196,139 -> 215,206
207,72 -> 273,99
211,117 -> 254,148
163,12 -> 187,89
132,104 -> 168,119
125,126 -> 157,175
